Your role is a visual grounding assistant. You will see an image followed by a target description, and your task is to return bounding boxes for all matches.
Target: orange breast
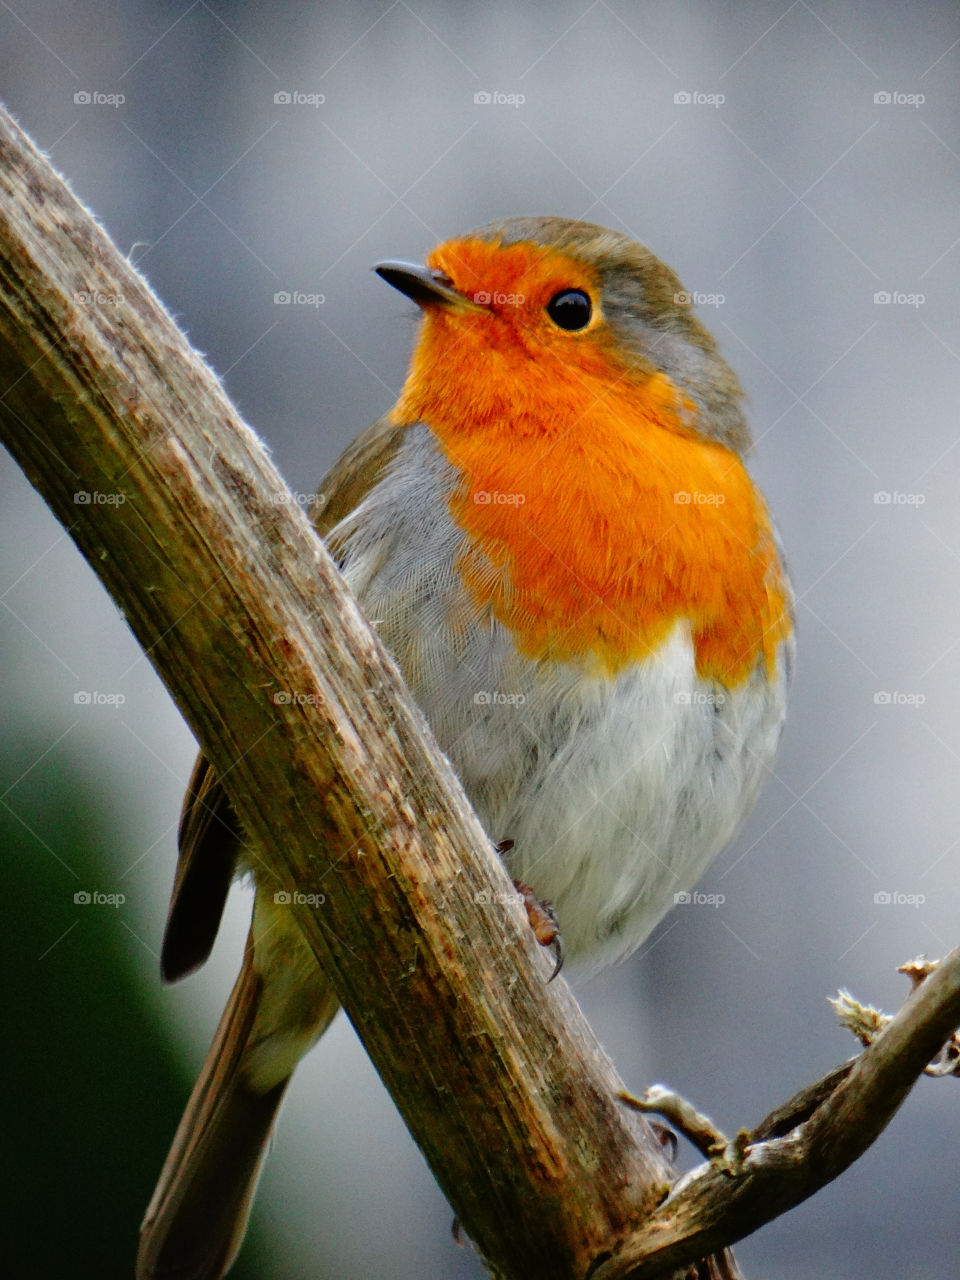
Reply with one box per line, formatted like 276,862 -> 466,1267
391,313 -> 791,687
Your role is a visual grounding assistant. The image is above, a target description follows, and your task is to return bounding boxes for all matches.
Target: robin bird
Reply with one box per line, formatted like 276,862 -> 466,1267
137,216 -> 794,1279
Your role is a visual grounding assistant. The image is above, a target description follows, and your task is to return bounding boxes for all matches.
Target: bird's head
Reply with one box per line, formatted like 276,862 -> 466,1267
377,216 -> 747,453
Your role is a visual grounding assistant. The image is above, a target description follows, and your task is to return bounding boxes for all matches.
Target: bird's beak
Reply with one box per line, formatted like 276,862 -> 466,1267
374,260 -> 484,312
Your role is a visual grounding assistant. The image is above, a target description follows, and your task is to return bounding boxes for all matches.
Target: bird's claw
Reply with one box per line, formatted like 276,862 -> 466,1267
513,879 -> 564,981
493,841 -> 565,980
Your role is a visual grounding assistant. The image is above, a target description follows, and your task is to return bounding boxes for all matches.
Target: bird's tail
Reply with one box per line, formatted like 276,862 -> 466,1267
138,904 -> 339,1279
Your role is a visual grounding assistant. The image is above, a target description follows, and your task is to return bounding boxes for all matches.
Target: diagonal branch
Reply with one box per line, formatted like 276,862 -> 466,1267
0,105 -> 674,1280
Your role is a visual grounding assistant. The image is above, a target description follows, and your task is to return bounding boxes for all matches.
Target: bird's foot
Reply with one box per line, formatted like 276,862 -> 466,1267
492,840 -> 564,980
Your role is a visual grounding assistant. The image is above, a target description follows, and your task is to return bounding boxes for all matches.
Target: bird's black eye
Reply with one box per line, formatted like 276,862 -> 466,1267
546,288 -> 592,331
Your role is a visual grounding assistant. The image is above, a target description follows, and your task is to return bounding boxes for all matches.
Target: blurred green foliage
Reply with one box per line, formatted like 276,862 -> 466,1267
0,738 -> 272,1278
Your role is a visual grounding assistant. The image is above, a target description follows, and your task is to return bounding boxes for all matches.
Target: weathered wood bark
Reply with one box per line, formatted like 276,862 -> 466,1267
0,105 -> 675,1279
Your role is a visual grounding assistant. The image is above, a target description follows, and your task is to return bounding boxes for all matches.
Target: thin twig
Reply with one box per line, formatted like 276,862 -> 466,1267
594,946 -> 960,1278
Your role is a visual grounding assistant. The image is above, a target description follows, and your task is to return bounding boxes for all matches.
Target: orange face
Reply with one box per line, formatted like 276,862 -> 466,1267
389,234 -> 791,688
394,236 -> 664,416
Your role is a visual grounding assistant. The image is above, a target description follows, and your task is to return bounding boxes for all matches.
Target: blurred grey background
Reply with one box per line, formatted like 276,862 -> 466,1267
2,2 -> 959,1277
